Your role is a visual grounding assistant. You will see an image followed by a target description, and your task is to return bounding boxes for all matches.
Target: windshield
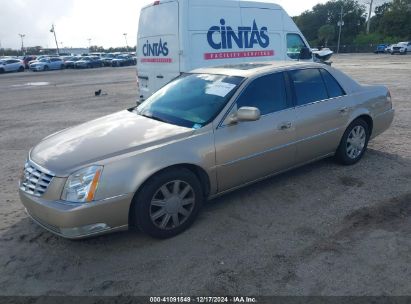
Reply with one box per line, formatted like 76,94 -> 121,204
39,58 -> 48,62
137,73 -> 244,128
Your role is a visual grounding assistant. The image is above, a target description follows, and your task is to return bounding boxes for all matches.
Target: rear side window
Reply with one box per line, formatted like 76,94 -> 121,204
320,69 -> 345,98
289,69 -> 328,106
236,72 -> 288,115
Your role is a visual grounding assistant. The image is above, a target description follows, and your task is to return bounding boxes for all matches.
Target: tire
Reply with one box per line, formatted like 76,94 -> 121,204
132,168 -> 204,239
18,66 -> 24,72
0,68 -> 4,74
335,118 -> 370,166
60,64 -> 65,70
44,65 -> 49,71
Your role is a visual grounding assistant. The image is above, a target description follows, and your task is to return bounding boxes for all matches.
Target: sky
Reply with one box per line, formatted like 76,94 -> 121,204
0,0 -> 328,50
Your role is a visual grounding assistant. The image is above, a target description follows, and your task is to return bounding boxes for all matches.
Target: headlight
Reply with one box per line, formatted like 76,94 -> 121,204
61,166 -> 103,203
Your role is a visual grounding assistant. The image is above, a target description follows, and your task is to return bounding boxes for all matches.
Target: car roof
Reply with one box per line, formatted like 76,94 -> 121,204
191,61 -> 327,77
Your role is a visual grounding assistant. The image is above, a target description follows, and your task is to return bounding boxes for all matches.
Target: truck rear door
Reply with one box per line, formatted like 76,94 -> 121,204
137,0 -> 180,99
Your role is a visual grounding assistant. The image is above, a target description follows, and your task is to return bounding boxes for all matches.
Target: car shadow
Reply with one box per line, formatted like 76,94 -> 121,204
1,148 -> 410,249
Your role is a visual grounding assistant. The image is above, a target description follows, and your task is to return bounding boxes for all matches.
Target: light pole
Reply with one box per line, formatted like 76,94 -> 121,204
19,34 -> 26,55
123,33 -> 129,52
50,24 -> 60,55
88,38 -> 92,51
337,6 -> 344,54
366,0 -> 374,34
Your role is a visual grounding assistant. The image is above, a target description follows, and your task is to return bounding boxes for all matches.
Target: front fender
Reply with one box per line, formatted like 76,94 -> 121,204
94,127 -> 217,201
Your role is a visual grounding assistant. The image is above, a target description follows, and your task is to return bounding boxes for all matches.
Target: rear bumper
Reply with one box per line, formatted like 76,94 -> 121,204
371,109 -> 395,139
19,190 -> 132,239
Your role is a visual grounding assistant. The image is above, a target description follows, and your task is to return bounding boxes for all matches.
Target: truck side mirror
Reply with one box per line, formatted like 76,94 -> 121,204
299,47 -> 312,60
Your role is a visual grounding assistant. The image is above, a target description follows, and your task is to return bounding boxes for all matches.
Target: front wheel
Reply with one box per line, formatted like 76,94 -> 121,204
336,119 -> 370,165
132,168 -> 203,239
44,65 -> 49,71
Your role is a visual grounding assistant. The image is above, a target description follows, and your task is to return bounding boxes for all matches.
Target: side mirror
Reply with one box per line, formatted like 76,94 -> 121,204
229,107 -> 261,124
299,47 -> 313,60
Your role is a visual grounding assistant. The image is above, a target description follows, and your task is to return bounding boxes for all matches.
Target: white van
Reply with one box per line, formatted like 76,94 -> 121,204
137,0 -> 312,99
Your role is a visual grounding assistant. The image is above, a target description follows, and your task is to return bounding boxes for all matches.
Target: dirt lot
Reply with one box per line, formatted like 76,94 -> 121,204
0,54 -> 410,296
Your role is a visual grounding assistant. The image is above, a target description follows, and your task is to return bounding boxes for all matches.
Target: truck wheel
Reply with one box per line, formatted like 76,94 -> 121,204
132,168 -> 204,239
335,118 -> 370,165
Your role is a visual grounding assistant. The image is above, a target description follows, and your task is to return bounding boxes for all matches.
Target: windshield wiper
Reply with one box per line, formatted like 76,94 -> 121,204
140,113 -> 168,124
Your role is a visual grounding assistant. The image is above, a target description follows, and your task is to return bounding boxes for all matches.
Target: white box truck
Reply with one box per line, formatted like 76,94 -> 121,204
137,0 -> 312,99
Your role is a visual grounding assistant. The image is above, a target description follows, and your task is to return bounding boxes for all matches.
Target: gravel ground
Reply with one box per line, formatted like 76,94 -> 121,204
0,54 -> 410,296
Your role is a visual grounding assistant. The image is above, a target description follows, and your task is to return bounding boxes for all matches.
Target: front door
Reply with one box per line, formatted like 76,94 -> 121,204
214,72 -> 297,192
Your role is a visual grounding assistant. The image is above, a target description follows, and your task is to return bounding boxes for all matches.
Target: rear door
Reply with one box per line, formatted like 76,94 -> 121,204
289,68 -> 351,164
137,1 -> 180,99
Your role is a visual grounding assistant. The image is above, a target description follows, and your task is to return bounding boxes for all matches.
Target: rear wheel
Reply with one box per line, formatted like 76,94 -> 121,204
18,66 -> 24,72
132,168 -> 203,239
336,118 -> 370,165
44,65 -> 49,71
60,64 -> 65,69
0,68 -> 4,74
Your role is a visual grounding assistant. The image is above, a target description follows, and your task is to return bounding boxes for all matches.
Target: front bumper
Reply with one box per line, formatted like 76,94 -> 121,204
19,190 -> 132,239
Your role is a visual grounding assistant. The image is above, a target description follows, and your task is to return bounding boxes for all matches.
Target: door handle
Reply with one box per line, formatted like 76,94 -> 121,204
278,122 -> 292,130
156,75 -> 164,79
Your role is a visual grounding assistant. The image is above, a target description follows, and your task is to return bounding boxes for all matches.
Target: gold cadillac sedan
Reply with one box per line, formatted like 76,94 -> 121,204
19,62 -> 394,239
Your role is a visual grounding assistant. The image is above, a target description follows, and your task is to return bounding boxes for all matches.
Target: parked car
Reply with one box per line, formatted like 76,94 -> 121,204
374,44 -> 388,54
64,57 -> 81,69
19,61 -> 394,239
75,56 -> 104,68
391,41 -> 411,55
29,55 -> 60,66
0,58 -> 25,73
111,54 -> 136,67
30,58 -> 65,71
101,53 -> 116,66
385,44 -> 393,53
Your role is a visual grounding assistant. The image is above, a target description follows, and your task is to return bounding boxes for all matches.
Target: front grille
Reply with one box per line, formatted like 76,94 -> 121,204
393,47 -> 401,51
20,161 -> 54,197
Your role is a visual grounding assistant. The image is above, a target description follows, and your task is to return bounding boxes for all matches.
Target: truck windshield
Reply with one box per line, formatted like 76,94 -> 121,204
137,73 -> 244,128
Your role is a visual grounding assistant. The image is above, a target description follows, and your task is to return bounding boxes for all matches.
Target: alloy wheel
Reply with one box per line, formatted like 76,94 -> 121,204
149,180 -> 195,230
346,125 -> 366,159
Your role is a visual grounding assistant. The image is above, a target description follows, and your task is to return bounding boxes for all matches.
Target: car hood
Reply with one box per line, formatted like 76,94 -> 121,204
30,110 -> 194,175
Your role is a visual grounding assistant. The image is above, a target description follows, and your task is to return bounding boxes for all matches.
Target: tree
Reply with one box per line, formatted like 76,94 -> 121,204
318,24 -> 336,46
376,0 -> 411,39
294,0 -> 367,46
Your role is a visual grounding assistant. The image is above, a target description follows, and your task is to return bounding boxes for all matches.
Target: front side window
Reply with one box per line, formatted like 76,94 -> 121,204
236,72 -> 288,115
287,34 -> 307,60
137,73 -> 244,128
289,69 -> 328,106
